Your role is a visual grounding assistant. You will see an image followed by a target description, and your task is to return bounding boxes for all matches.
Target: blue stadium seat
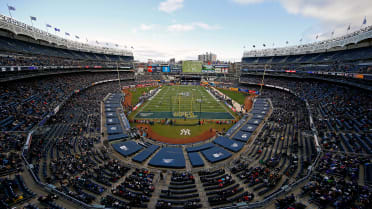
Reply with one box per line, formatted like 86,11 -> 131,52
148,147 -> 186,168
188,152 -> 204,167
132,145 -> 160,163
201,146 -> 232,163
213,136 -> 244,152
112,141 -> 143,157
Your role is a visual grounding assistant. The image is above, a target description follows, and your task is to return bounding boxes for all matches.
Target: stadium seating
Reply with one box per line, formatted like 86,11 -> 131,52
149,147 -> 186,168
186,142 -> 215,152
0,72 -> 133,132
156,172 -> 202,208
201,146 -> 232,163
112,141 -> 143,157
1,32 -> 371,209
0,36 -> 133,65
213,136 -> 244,152
132,144 -> 160,163
188,152 -> 205,167
242,46 -> 372,67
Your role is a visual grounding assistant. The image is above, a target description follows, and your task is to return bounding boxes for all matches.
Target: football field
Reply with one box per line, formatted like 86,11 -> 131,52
135,85 -> 234,119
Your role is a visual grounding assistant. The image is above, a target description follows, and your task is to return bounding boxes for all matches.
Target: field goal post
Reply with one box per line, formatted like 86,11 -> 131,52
171,88 -> 197,119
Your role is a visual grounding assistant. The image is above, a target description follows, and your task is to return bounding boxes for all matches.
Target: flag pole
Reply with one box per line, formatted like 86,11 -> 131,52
30,17 -> 34,27
7,4 -> 13,18
361,16 -> 367,29
347,24 -> 351,34
45,23 -> 49,33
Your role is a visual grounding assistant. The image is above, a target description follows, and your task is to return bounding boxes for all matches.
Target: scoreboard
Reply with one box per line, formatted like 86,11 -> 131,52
182,61 -> 202,73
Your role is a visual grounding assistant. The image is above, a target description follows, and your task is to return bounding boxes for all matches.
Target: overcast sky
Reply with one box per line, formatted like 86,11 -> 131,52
1,0 -> 371,61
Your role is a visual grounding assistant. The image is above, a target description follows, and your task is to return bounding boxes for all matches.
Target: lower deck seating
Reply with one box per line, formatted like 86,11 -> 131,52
199,169 -> 253,207
201,146 -> 232,163
132,144 -> 160,163
156,172 -> 202,209
112,141 -> 143,157
148,147 -> 186,168
213,136 -> 244,152
188,152 -> 205,167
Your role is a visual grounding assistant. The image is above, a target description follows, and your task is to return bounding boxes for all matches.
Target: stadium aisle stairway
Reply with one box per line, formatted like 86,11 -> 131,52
156,172 -> 202,209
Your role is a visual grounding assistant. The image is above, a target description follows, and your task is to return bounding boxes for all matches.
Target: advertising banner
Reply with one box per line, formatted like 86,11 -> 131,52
147,66 -> 153,72
162,66 -> 170,72
239,89 -> 249,93
202,65 -> 215,73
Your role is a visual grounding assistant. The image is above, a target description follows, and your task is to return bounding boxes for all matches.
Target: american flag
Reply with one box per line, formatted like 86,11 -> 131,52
8,5 -> 16,11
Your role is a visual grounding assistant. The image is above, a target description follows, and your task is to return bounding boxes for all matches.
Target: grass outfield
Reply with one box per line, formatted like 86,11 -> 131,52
140,122 -> 233,139
141,85 -> 227,113
218,88 -> 247,105
130,86 -> 156,105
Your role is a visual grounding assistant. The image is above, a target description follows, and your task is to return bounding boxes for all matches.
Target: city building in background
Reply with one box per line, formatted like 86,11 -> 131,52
169,58 -> 176,64
198,52 -> 217,64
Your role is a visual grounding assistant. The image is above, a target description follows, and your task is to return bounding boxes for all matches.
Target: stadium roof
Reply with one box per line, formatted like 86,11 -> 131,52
243,25 -> 372,58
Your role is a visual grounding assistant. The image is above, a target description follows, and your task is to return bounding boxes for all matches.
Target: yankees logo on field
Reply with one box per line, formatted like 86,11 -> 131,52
180,129 -> 191,136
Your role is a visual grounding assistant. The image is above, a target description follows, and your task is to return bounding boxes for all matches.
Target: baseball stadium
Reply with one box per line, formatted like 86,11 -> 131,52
0,1 -> 372,209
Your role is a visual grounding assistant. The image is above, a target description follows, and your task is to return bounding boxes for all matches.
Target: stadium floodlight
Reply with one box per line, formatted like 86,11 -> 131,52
116,62 -> 122,92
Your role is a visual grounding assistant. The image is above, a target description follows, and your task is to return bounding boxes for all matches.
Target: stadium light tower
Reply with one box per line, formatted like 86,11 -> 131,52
260,64 -> 269,95
116,62 -> 122,92
199,96 -> 202,124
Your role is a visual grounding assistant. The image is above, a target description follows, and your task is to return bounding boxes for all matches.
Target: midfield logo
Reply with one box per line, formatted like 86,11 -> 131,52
180,129 -> 191,136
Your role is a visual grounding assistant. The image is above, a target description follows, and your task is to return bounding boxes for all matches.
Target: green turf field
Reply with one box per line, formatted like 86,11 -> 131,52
135,85 -> 234,119
130,86 -> 156,105
218,88 -> 247,105
147,123 -> 233,138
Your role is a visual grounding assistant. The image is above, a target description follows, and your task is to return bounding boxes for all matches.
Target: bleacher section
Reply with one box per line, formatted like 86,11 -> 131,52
201,146 -> 232,163
213,136 -> 244,152
104,93 -> 130,141
198,169 -> 254,206
148,147 -> 186,168
156,172 -> 202,209
233,131 -> 253,142
188,152 -> 205,167
2,38 -> 371,209
242,46 -> 372,65
0,36 -> 133,64
112,141 -> 143,157
132,145 -> 160,163
185,143 -> 215,152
